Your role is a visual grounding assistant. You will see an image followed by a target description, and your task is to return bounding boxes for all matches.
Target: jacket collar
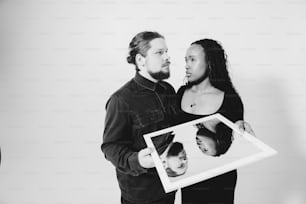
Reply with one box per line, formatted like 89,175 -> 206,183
134,72 -> 157,91
133,72 -> 168,91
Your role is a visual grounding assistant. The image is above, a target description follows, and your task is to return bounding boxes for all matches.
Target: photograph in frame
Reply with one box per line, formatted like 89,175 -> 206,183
144,113 -> 277,193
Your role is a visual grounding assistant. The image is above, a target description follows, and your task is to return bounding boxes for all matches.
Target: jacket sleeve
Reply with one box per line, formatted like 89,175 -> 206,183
101,94 -> 148,176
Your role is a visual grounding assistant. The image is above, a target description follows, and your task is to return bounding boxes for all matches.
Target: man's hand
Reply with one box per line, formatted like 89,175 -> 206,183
235,120 -> 256,136
138,147 -> 155,168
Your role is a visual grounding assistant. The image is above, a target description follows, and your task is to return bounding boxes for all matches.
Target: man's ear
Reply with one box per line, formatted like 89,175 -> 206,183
135,53 -> 145,71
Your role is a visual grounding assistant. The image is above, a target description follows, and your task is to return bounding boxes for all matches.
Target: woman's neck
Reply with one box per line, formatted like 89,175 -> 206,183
190,79 -> 214,93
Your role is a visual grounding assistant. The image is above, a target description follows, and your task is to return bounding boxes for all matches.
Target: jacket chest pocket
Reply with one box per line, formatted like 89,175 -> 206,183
135,110 -> 164,128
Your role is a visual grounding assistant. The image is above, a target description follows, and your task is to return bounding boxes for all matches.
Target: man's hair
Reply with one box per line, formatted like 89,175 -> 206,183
167,142 -> 184,157
189,39 -> 238,94
127,31 -> 164,71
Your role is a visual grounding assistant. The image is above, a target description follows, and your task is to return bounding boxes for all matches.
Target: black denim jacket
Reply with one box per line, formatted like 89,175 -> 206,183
102,73 -> 178,202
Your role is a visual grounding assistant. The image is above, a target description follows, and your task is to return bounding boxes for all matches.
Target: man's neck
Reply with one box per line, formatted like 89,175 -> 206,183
138,71 -> 158,83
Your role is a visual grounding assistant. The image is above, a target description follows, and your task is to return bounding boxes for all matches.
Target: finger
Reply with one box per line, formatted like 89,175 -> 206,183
141,147 -> 154,155
235,120 -> 245,134
232,129 -> 242,138
235,120 -> 243,128
244,123 -> 256,136
148,147 -> 155,153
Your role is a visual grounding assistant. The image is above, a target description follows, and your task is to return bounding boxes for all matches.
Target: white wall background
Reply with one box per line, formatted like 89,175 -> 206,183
0,0 -> 306,203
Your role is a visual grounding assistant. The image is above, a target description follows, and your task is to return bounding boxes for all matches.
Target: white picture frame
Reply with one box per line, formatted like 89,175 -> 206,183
143,113 -> 277,193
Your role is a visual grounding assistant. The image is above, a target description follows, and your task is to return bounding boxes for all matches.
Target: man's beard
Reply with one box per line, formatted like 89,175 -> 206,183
187,69 -> 210,86
149,70 -> 170,81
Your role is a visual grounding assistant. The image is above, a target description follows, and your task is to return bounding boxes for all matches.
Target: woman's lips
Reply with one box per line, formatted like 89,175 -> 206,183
163,62 -> 170,67
185,72 -> 191,77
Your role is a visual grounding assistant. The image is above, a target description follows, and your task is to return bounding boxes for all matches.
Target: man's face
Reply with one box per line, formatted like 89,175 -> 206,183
144,38 -> 170,80
166,150 -> 188,176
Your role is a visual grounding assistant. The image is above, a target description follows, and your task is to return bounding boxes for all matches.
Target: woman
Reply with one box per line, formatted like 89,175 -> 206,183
177,39 -> 244,204
196,124 -> 232,157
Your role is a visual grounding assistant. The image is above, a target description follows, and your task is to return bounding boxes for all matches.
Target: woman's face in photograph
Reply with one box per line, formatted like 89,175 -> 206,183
196,135 -> 217,156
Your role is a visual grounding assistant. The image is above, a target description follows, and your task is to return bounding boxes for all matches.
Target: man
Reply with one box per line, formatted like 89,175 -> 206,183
101,31 -> 255,204
101,31 -> 178,204
161,141 -> 188,177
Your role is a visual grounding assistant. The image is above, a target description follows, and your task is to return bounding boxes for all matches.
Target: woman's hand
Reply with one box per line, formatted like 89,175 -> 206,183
235,120 -> 256,137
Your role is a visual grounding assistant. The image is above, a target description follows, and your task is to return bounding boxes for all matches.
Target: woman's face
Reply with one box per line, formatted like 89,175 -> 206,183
166,150 -> 188,175
185,44 -> 208,83
196,135 -> 217,156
